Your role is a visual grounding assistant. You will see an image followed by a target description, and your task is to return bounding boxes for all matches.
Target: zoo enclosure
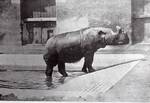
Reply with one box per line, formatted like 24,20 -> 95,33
20,0 -> 56,45
20,0 -> 150,45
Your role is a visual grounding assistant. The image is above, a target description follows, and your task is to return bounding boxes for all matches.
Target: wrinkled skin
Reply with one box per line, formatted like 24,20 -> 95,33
104,27 -> 129,45
43,26 -> 129,81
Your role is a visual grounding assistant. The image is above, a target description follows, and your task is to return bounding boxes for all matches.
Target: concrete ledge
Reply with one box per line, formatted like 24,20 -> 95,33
0,60 -> 142,101
0,54 -> 145,101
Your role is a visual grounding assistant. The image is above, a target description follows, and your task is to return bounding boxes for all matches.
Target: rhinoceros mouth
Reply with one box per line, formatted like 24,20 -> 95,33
104,33 -> 129,45
103,34 -> 117,45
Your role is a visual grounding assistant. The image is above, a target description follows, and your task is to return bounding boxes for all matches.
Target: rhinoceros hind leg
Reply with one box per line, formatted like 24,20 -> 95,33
45,65 -> 54,81
45,76 -> 53,87
58,62 -> 68,77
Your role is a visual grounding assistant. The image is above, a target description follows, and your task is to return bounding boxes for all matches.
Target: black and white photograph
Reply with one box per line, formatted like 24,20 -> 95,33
0,0 -> 149,102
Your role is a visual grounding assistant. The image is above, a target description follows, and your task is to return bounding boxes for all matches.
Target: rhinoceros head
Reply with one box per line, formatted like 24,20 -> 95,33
104,26 -> 129,45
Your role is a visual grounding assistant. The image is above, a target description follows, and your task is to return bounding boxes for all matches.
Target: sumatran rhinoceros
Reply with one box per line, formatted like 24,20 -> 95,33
43,26 -> 129,81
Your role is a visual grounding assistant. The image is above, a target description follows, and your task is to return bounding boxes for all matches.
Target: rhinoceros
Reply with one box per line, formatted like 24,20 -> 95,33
43,26 -> 129,81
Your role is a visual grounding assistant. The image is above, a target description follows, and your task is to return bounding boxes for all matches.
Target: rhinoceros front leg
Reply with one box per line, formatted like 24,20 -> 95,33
82,61 -> 88,73
84,52 -> 95,73
58,62 -> 68,77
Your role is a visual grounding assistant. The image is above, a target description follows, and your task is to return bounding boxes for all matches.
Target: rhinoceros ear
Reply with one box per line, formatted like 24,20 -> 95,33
116,26 -> 121,31
116,26 -> 124,34
98,30 -> 106,36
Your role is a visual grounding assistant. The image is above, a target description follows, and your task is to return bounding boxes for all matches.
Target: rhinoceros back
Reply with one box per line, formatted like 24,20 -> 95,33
44,27 -> 106,63
45,30 -> 84,63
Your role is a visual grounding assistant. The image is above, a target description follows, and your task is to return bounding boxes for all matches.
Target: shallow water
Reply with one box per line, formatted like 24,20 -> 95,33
0,70 -> 83,90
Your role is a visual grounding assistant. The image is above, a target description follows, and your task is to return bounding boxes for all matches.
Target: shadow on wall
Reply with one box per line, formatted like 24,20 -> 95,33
56,0 -> 131,43
55,16 -> 89,34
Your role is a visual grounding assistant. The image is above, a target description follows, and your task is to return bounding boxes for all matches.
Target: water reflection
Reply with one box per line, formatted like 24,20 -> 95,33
0,71 -> 76,90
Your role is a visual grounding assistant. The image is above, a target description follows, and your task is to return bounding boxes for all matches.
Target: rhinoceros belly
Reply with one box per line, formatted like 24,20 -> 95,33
58,46 -> 84,63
